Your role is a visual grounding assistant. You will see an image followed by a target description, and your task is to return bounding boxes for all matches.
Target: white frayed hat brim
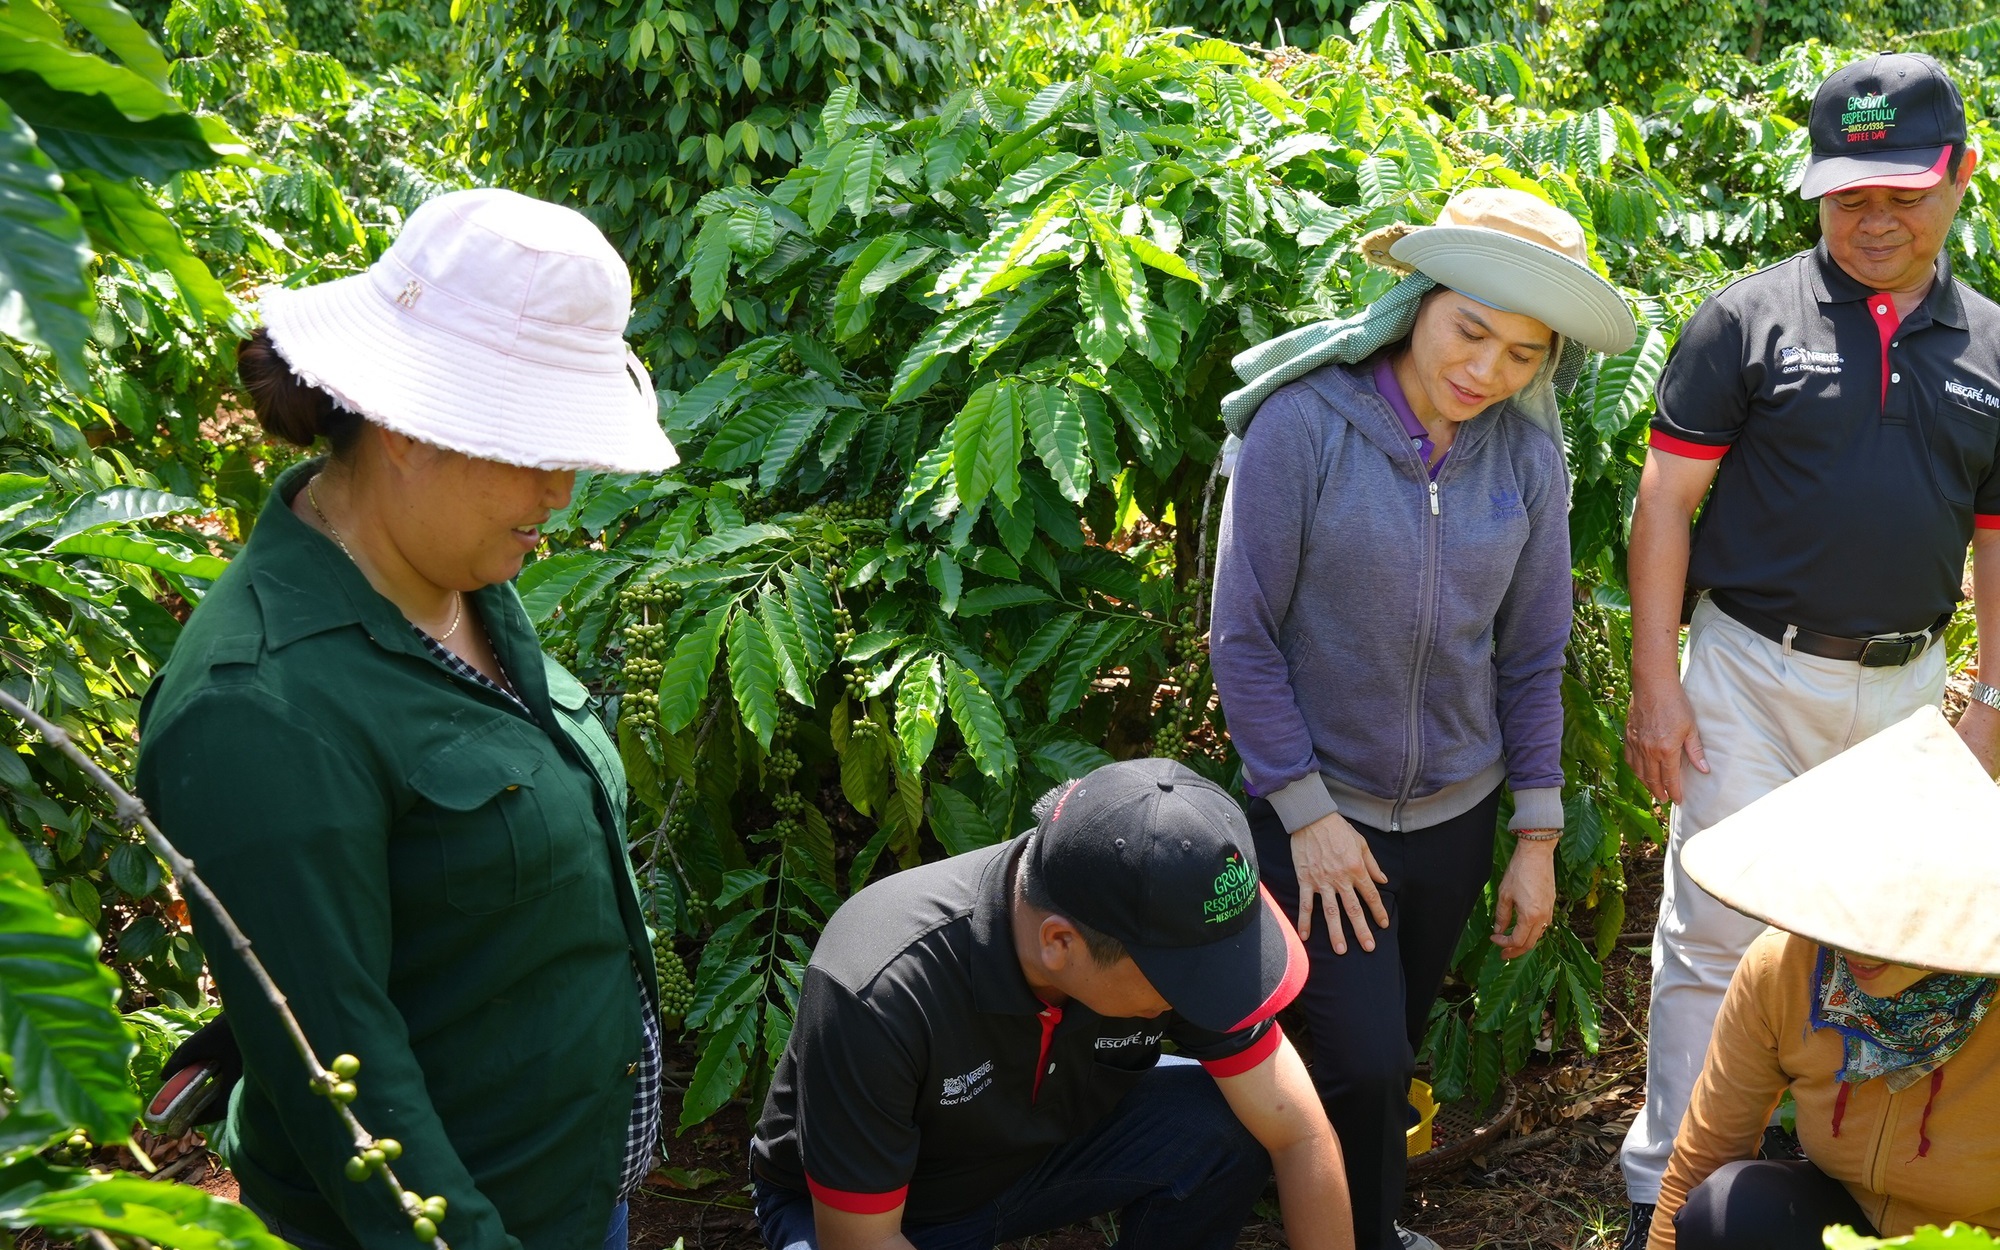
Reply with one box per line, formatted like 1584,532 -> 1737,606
261,274 -> 679,475
1388,227 -> 1636,356
1681,706 -> 2000,977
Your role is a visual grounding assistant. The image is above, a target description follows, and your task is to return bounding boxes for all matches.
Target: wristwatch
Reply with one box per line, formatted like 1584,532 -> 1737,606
1972,680 -> 2000,714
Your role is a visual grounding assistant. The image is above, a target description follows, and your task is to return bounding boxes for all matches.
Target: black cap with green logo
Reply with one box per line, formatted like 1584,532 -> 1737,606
1028,758 -> 1307,1033
1803,52 -> 1967,199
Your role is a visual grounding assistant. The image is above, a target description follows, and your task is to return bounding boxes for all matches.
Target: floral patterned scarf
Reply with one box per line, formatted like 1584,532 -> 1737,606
1812,945 -> 1999,1091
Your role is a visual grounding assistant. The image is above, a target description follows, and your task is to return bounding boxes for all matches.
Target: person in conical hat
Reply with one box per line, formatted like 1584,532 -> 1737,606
1210,185 -> 1636,1250
1650,706 -> 2000,1249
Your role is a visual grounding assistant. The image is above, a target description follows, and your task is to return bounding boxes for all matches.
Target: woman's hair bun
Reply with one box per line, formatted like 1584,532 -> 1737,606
237,329 -> 362,451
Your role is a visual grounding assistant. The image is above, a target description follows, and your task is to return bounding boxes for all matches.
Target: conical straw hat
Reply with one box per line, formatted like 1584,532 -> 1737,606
1681,706 -> 2000,977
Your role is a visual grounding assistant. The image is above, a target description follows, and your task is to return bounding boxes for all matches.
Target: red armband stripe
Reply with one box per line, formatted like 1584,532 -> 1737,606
805,1177 -> 908,1215
1976,514 -> 2000,530
1647,430 -> 1730,460
1201,1022 -> 1284,1079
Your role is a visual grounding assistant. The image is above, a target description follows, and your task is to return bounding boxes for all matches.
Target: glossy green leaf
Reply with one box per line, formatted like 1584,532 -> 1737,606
689,211 -> 733,326
926,551 -> 961,615
678,999 -> 757,1131
843,134 -> 885,218
54,0 -> 173,89
0,1164 -> 287,1250
1074,266 -> 1127,370
808,137 -> 855,232
928,785 -> 997,856
0,833 -> 139,1144
832,233 -> 906,341
64,172 -> 229,321
783,566 -> 836,671
957,584 -> 1049,617
757,590 -> 816,707
992,152 -> 1081,205
0,3 -> 182,121
1021,383 -> 1089,503
727,609 -> 780,746
893,655 -> 943,773
0,101 -> 91,386
0,71 -> 215,183
943,661 -> 1015,780
1070,385 -> 1120,484
0,555 -> 107,601
48,532 -> 226,582
658,606 -> 729,733
950,378 -> 1023,509
49,488 -> 201,543
726,202 -> 775,257
1003,612 -> 1080,696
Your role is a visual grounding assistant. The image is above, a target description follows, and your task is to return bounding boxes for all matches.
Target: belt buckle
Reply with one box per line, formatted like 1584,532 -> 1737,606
1859,636 -> 1919,667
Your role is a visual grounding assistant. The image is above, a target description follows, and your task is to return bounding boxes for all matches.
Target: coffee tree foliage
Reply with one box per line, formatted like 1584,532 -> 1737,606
7,0 -> 2000,1194
2,0 -> 469,1022
460,0 -> 957,391
512,0 -> 2000,1120
1,13 -> 466,1239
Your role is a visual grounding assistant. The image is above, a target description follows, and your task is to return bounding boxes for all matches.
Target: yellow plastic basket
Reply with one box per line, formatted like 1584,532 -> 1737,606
1406,1078 -> 1438,1157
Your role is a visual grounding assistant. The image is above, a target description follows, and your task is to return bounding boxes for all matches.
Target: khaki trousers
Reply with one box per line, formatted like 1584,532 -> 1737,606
1619,597 -> 1946,1204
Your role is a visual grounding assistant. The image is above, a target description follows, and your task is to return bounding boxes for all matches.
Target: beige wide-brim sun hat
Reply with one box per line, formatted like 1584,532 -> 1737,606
1357,187 -> 1637,356
261,188 -> 679,475
1681,706 -> 2000,977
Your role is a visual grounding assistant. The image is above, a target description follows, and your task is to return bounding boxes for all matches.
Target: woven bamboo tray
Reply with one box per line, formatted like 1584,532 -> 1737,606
1406,1075 -> 1520,1178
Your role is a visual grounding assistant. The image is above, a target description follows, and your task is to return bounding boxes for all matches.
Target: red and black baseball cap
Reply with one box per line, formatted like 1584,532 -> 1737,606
1028,758 -> 1307,1034
1801,53 -> 1967,199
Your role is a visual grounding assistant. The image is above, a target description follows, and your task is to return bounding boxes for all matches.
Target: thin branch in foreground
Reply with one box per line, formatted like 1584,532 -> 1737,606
0,690 -> 449,1250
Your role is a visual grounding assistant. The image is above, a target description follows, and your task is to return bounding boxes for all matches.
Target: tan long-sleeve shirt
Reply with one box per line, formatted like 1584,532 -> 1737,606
1651,930 -> 2000,1249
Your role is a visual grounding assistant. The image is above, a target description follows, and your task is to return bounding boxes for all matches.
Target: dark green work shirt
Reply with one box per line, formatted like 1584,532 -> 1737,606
137,461 -> 655,1250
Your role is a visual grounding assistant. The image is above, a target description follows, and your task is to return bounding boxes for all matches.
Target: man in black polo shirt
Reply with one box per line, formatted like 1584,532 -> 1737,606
1617,52 -> 2000,1249
750,758 -> 1352,1250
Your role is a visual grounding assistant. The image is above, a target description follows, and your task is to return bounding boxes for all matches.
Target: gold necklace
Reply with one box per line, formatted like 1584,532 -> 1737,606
307,476 -> 464,643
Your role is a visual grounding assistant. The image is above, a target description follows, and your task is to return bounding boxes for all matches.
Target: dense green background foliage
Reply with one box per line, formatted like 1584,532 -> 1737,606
6,1 -> 2000,1245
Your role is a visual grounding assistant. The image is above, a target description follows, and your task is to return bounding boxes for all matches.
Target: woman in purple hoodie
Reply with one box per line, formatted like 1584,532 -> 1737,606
1210,188 -> 1636,1250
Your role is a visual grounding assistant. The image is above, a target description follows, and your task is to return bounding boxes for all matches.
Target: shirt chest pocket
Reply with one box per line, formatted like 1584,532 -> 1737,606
1928,396 -> 2000,507
409,718 -> 600,915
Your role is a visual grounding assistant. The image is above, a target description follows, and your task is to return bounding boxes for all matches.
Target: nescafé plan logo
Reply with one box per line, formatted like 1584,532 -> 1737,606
1842,92 -> 1896,144
1205,852 -> 1256,925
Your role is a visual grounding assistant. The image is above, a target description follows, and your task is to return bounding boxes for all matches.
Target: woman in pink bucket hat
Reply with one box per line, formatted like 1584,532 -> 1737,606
134,189 -> 676,1250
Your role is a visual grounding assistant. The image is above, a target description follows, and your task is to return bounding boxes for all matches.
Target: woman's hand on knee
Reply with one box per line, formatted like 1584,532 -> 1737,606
1289,812 -> 1389,955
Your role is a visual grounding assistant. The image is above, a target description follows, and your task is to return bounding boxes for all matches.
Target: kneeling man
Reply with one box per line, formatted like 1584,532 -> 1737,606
750,758 -> 1353,1250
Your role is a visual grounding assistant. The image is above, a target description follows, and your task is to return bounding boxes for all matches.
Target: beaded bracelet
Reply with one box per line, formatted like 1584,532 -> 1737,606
1513,828 -> 1562,842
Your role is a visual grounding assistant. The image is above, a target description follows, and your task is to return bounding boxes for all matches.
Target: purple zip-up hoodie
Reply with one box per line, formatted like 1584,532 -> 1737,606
1210,360 -> 1571,835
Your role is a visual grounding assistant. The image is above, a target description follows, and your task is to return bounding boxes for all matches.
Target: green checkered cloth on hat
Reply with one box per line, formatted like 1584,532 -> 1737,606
1218,273 -> 1587,458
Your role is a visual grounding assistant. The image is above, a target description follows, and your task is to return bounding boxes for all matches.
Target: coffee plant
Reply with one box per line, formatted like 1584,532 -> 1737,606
9,0 -> 2000,1223
510,0 -> 2000,1117
460,0 -> 956,390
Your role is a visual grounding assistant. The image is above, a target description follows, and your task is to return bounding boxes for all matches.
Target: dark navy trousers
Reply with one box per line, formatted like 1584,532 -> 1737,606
1249,786 -> 1502,1250
753,1059 -> 1270,1250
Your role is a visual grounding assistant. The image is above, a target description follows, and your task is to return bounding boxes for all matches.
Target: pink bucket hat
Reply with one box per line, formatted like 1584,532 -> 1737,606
260,188 -> 679,474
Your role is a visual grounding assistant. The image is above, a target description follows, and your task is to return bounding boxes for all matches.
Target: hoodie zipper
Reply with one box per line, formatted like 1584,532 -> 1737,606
1392,467 -> 1444,831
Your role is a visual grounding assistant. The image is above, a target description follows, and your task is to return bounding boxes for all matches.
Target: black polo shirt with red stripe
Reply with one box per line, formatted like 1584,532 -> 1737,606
749,835 -> 1280,1225
1648,239 -> 2000,637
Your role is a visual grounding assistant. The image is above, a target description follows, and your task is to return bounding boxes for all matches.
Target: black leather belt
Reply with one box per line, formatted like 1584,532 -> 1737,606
1710,591 -> 1949,668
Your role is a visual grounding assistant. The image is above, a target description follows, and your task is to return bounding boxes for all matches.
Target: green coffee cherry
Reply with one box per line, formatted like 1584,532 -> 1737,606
344,1155 -> 372,1182
412,1216 -> 438,1242
330,1054 -> 361,1080
329,1081 -> 358,1104
422,1196 -> 448,1222
376,1138 -> 403,1161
